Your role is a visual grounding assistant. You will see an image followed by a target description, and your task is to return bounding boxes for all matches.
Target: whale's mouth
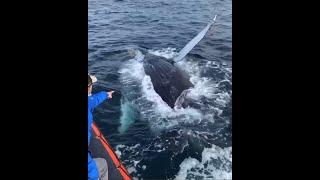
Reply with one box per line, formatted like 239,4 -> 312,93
174,89 -> 191,109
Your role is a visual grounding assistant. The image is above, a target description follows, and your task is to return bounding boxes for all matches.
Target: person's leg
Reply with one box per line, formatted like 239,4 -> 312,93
93,158 -> 108,180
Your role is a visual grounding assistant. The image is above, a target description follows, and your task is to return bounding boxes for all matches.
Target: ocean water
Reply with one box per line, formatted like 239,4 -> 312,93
89,0 -> 232,179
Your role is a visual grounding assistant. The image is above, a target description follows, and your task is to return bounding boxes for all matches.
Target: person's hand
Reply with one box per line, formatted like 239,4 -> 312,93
107,91 -> 115,99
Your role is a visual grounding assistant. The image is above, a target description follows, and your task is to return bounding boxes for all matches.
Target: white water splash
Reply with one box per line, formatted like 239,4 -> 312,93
148,47 -> 177,59
175,144 -> 232,180
119,99 -> 136,133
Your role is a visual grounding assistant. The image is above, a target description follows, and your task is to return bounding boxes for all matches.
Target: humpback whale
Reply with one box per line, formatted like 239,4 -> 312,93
142,15 -> 217,109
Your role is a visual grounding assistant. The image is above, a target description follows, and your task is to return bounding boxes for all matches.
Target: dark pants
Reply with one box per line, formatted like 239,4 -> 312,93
94,158 -> 108,180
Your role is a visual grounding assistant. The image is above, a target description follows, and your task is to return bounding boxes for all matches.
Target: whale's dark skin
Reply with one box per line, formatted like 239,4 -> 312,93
143,53 -> 193,108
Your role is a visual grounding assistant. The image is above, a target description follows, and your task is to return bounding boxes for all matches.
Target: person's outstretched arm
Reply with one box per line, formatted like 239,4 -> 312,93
90,91 -> 108,109
89,91 -> 115,109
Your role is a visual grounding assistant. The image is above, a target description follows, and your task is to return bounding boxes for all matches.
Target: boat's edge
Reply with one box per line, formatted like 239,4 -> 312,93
91,122 -> 132,180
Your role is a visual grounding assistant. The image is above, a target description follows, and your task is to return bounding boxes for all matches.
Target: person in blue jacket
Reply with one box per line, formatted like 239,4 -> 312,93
88,74 -> 114,180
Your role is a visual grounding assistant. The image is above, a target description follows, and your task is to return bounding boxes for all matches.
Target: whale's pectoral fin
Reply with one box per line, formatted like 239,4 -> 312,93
173,15 -> 217,63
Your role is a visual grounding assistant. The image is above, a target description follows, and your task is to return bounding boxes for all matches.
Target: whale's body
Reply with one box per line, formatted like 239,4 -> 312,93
142,15 -> 217,108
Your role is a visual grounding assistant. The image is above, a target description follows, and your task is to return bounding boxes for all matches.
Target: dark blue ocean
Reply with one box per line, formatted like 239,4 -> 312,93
89,0 -> 231,179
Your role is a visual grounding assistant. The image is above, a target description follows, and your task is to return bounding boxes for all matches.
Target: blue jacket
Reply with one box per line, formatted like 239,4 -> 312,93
88,92 -> 108,180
